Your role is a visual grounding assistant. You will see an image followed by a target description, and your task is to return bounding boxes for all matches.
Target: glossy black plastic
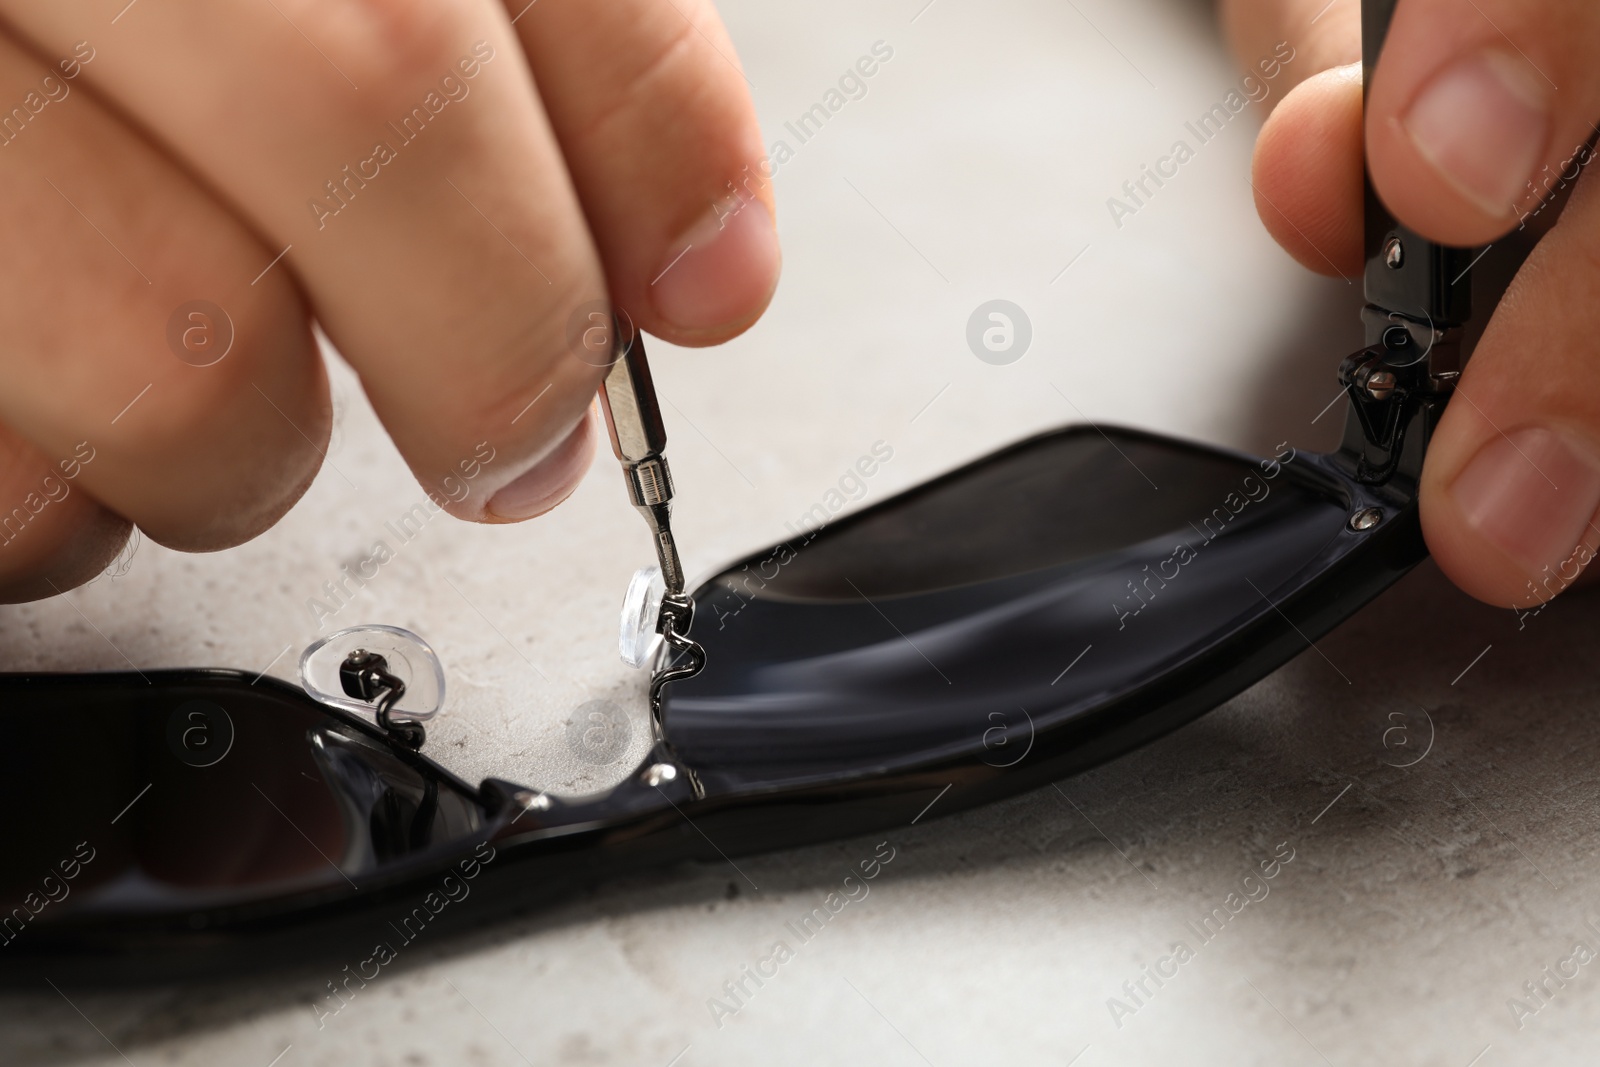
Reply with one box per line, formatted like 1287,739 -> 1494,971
666,430 -> 1408,794
0,426 -> 1429,985
0,672 -> 486,907
1361,0 -> 1476,330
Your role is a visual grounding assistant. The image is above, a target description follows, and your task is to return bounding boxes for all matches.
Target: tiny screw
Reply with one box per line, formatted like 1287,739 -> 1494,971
1365,370 -> 1397,401
1384,237 -> 1404,269
1349,507 -> 1383,532
513,789 -> 552,812
642,762 -> 678,787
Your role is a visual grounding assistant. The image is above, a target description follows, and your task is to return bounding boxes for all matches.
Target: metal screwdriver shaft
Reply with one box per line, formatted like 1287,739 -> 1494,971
596,324 -> 706,731
597,334 -> 686,594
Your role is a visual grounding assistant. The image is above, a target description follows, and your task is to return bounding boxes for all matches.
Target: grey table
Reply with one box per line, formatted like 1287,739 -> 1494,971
6,0 -> 1596,1063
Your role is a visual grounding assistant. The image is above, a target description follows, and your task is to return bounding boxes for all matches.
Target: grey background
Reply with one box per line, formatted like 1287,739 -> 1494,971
6,0 -> 1598,1063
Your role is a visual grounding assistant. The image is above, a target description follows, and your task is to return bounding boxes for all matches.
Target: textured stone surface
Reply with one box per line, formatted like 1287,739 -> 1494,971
6,0 -> 1595,1063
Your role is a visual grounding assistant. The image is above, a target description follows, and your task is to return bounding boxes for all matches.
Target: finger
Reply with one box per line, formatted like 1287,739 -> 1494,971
1251,63 -> 1366,276
0,426 -> 130,603
480,403 -> 598,522
507,0 -> 780,343
1219,0 -> 1360,100
1,1 -> 616,524
1419,169 -> 1600,607
1367,0 -> 1600,245
1220,0 -> 1363,274
0,27 -> 327,553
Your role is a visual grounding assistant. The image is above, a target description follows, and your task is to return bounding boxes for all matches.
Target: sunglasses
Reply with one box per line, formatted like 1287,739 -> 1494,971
0,0 -> 1471,986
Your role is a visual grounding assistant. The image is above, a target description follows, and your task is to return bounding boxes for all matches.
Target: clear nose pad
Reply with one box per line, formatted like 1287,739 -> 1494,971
619,566 -> 665,669
300,624 -> 446,723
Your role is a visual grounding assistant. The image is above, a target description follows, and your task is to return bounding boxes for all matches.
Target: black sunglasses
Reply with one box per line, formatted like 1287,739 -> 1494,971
0,0 -> 1468,986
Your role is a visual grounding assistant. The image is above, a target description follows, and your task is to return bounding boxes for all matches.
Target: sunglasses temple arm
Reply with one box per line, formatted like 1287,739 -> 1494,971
1335,0 -> 1476,487
1359,0 -> 1476,335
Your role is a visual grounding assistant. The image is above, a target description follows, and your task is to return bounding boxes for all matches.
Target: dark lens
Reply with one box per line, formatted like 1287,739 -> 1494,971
0,673 -> 485,930
665,428 -> 1398,792
747,430 -> 1309,600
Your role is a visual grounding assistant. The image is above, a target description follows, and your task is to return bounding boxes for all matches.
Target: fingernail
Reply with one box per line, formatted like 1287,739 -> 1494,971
651,197 -> 779,332
1402,49 -> 1551,219
1450,426 -> 1600,579
486,408 -> 598,522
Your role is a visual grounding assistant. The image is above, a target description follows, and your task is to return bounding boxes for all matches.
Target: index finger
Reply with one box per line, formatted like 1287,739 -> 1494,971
5,0 -> 609,518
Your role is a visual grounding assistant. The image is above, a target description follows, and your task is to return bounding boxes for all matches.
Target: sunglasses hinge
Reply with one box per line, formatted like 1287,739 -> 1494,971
1335,308 -> 1462,488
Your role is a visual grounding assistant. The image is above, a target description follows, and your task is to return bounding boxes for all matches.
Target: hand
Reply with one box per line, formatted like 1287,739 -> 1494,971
0,0 -> 778,602
1222,0 -> 1600,608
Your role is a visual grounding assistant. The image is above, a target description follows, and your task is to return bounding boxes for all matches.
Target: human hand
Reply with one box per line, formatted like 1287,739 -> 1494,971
1221,0 -> 1600,608
0,0 -> 778,602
